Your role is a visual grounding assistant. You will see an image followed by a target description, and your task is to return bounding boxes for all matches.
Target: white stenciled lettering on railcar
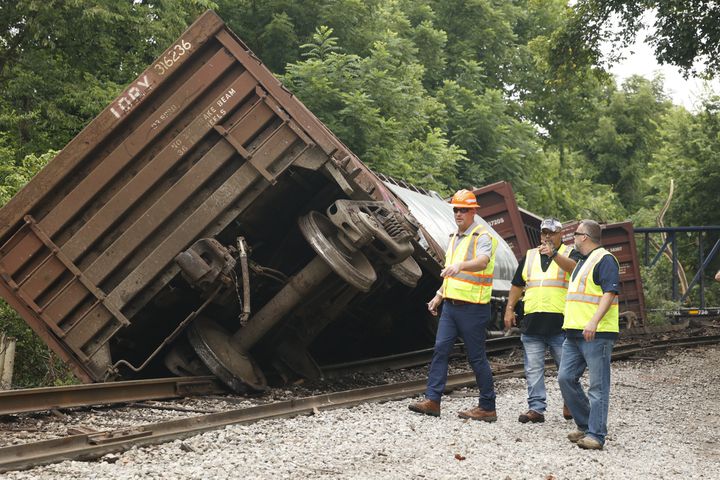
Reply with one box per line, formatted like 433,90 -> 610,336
110,75 -> 152,119
153,39 -> 193,77
216,88 -> 237,108
202,106 -> 227,128
150,104 -> 179,130
202,88 -> 236,128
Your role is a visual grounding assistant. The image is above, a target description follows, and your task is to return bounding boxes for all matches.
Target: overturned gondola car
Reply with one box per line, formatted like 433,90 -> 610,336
0,11 -> 516,393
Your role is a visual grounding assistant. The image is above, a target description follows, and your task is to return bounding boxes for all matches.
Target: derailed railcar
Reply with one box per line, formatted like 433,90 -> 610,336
0,11 -> 516,392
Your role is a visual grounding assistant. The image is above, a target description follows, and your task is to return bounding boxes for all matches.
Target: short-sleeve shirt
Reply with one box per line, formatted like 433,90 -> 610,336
511,247 -> 582,335
455,220 -> 492,259
570,249 -> 620,294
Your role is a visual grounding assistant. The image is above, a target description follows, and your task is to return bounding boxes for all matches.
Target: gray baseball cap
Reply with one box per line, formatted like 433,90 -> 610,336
540,218 -> 562,233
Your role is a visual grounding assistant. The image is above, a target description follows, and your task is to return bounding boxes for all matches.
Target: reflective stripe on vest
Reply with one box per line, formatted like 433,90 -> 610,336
441,224 -> 497,304
521,243 -> 571,314
563,247 -> 619,333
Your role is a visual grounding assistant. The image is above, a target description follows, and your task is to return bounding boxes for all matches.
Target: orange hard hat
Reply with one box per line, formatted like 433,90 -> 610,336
449,189 -> 480,208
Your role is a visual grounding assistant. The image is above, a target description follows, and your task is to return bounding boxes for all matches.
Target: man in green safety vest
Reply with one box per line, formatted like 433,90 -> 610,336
409,189 -> 498,421
504,218 -> 581,424
558,220 -> 620,450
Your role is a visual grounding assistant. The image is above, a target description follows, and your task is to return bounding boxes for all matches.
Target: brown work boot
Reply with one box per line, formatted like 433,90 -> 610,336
563,404 -> 573,420
518,410 -> 545,423
408,398 -> 440,417
458,406 -> 497,422
577,436 -> 603,450
567,429 -> 586,443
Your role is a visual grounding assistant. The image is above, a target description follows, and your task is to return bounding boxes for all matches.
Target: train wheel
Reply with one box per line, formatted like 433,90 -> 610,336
187,316 -> 267,393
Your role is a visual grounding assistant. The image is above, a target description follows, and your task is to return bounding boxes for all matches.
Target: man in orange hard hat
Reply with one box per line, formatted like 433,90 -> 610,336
409,189 -> 498,421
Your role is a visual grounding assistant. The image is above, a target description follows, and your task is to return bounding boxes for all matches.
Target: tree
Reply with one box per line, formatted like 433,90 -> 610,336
553,1 -> 720,77
435,61 -> 542,191
0,0 -> 216,159
216,0 -> 326,73
282,32 -> 465,193
647,98 -> 720,227
583,75 -> 671,211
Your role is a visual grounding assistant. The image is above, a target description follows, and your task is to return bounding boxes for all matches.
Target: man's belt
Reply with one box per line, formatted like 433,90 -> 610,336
445,298 -> 475,306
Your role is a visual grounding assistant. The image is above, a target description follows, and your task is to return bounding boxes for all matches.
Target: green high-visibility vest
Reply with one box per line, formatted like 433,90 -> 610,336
563,247 -> 619,333
522,243 -> 571,314
441,224 -> 496,304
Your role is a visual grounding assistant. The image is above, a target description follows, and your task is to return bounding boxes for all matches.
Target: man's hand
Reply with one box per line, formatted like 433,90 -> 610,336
583,318 -> 600,342
503,307 -> 516,330
427,294 -> 442,316
538,241 -> 554,256
584,292 -> 616,342
440,263 -> 462,277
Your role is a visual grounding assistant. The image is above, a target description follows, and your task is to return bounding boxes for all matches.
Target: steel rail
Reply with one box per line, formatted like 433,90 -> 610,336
0,369 -> 504,473
322,336 -> 521,377
2,335 -> 719,473
0,376 -> 226,416
611,335 -> 720,359
0,339 -> 522,417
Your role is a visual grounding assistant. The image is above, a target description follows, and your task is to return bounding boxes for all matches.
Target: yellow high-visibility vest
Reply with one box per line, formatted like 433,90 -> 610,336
441,224 -> 496,304
522,243 -> 571,314
563,247 -> 619,332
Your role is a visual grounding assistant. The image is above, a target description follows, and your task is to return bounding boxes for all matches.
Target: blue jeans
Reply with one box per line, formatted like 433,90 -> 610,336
558,335 -> 615,445
521,333 -> 565,413
426,302 -> 495,410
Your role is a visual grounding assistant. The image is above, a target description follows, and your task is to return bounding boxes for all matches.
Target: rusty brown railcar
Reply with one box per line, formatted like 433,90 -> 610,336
472,181 -> 542,260
0,11 -> 517,392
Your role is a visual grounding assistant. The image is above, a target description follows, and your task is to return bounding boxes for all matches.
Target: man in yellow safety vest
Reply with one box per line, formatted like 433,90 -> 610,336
409,189 -> 498,421
558,220 -> 620,450
504,218 -> 580,424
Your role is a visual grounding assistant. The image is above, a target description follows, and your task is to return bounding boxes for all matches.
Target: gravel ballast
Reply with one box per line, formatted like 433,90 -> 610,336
4,345 -> 719,479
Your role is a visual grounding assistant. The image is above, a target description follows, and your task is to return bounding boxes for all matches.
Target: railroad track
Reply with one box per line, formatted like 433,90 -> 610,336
0,336 -> 523,417
0,376 -> 226,416
1,334 -> 718,473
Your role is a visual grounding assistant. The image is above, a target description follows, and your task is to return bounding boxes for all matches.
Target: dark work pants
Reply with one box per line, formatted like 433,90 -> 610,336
425,301 -> 496,410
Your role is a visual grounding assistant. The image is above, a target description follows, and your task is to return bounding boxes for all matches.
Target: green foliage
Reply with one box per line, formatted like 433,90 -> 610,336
515,149 -> 627,223
639,264 -> 680,325
583,76 -> 671,211
0,301 -> 76,387
0,0 -> 216,159
301,26 -> 342,60
258,11 -> 299,70
283,13 -> 465,193
0,149 -> 56,204
649,97 -> 720,227
431,0 -> 520,90
553,1 -> 720,77
216,0 -> 325,73
436,73 -> 540,190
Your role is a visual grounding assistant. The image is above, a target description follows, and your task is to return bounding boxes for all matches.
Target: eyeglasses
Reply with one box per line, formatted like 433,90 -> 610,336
453,207 -> 471,214
573,232 -> 588,237
541,230 -> 559,235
